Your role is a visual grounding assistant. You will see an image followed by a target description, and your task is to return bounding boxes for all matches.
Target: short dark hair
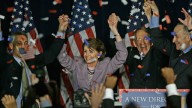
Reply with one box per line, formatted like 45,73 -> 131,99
10,31 -> 28,43
83,38 -> 106,60
134,27 -> 150,40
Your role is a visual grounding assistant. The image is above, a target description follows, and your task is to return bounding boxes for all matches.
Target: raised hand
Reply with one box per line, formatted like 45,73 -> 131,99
108,13 -> 119,35
143,1 -> 152,21
58,14 -> 70,32
91,83 -> 105,108
161,67 -> 176,84
1,95 -> 17,108
178,8 -> 192,30
150,1 -> 159,16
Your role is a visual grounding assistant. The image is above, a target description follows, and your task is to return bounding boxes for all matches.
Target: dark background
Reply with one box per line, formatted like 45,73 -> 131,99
0,0 -> 190,86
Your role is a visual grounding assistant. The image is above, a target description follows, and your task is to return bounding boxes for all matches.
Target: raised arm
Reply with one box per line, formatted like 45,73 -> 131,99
106,13 -> 128,73
143,1 -> 173,56
178,8 -> 192,32
108,13 -> 122,42
35,14 -> 69,67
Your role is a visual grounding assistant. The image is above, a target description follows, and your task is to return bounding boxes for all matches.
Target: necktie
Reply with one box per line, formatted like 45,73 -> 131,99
20,61 -> 29,96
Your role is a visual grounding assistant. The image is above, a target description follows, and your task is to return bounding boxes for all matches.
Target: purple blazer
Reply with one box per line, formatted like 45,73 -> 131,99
58,41 -> 128,91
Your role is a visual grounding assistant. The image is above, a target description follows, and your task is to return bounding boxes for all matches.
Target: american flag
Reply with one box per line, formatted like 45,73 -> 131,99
118,0 -> 148,89
10,0 -> 49,80
10,0 -> 43,55
60,0 -> 96,107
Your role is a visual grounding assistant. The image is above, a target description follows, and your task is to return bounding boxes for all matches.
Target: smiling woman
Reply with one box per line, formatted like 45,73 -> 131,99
57,13 -> 128,92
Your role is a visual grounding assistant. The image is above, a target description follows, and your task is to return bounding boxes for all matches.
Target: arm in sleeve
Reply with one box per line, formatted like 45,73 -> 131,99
107,41 -> 128,74
57,44 -> 77,72
34,32 -> 66,67
149,16 -> 173,56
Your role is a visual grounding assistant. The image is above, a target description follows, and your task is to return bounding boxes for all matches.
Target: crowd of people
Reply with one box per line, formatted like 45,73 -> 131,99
0,0 -> 192,108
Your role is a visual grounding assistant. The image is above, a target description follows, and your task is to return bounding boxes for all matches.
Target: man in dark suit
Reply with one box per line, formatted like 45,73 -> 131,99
123,28 -> 168,88
144,0 -> 192,88
0,14 -> 69,108
109,1 -> 168,89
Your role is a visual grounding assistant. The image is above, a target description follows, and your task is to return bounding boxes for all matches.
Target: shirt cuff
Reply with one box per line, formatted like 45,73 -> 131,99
110,31 -> 115,39
166,84 -> 179,96
150,16 -> 159,28
55,31 -> 65,39
0,32 -> 4,41
103,88 -> 114,100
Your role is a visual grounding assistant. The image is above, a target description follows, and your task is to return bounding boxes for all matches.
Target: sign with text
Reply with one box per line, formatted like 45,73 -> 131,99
119,89 -> 189,108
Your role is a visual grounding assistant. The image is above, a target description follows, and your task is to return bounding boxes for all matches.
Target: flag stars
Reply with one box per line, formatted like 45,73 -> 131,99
84,5 -> 88,8
20,5 -> 23,8
188,9 -> 191,13
73,21 -> 77,25
138,2 -> 141,6
79,24 -> 82,28
88,14 -> 91,18
71,27 -> 75,31
30,17 -> 33,20
79,2 -> 82,5
21,27 -> 25,31
128,19 -> 131,22
75,14 -> 78,18
141,11 -> 144,15
14,1 -> 18,5
133,22 -> 137,25
80,18 -> 84,21
13,8 -> 17,12
19,11 -> 23,15
77,8 -> 80,12
86,21 -> 90,24
29,23 -> 32,27
26,0 -> 29,4
82,11 -> 86,15
16,24 -> 19,28
135,15 -> 139,19
25,7 -> 29,11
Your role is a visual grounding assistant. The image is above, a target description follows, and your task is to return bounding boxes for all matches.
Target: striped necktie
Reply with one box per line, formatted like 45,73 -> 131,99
20,61 -> 29,96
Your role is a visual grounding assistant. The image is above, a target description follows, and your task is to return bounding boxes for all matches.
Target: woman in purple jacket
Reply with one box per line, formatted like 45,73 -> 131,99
58,13 -> 128,91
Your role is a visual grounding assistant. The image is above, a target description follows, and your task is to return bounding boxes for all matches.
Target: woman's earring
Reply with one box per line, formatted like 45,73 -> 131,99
97,54 -> 102,58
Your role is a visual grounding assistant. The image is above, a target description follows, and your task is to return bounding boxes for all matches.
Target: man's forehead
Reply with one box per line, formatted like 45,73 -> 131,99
173,29 -> 183,36
136,30 -> 148,36
15,35 -> 27,41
